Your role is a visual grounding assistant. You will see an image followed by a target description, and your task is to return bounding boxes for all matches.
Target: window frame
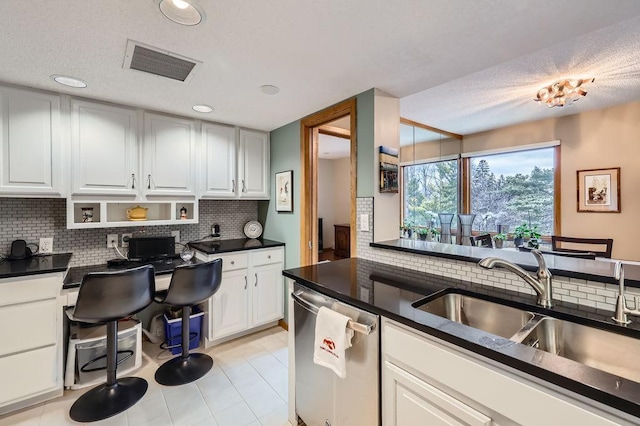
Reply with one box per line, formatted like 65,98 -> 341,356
401,145 -> 561,239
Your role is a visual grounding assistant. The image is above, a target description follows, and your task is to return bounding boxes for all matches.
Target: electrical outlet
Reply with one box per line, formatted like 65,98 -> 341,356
171,230 -> 180,243
122,233 -> 132,248
107,234 -> 118,249
39,237 -> 53,253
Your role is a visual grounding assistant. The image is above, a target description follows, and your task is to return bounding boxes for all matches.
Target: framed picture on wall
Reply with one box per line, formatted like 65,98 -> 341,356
275,170 -> 293,212
577,167 -> 620,213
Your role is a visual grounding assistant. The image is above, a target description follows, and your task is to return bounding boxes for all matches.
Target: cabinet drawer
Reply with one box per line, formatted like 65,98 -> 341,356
0,274 -> 60,307
0,345 -> 58,406
219,253 -> 248,272
251,248 -> 283,266
0,299 -> 57,356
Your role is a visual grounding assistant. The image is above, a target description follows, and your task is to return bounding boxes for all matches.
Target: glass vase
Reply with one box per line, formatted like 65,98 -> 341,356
457,214 -> 476,246
438,213 -> 455,244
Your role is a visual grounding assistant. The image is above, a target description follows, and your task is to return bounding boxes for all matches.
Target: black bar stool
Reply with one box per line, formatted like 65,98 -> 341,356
67,265 -> 155,423
155,259 -> 223,386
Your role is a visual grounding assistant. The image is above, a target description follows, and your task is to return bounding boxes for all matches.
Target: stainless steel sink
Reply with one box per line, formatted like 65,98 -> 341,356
517,317 -> 640,383
414,292 -> 535,339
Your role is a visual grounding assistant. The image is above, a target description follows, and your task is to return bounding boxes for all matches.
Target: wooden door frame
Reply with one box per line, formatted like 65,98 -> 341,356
300,98 -> 357,266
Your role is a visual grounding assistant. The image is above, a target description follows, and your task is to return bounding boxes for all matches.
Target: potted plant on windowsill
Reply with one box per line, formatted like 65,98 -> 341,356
527,225 -> 542,249
513,223 -> 529,248
493,233 -> 507,249
417,228 -> 429,241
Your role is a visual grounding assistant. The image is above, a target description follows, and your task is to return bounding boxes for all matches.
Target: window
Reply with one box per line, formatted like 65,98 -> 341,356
470,147 -> 555,235
403,159 -> 459,228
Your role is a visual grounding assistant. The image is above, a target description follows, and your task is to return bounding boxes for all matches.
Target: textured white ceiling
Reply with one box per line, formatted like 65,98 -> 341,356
0,1 -> 639,133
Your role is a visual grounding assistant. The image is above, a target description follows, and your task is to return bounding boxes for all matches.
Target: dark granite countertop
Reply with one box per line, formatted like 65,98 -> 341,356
371,239 -> 640,287
283,258 -> 640,418
63,256 -> 202,289
189,238 -> 284,255
0,253 -> 72,280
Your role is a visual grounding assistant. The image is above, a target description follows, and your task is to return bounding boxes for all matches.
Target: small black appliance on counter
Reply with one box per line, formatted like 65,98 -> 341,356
127,236 -> 175,261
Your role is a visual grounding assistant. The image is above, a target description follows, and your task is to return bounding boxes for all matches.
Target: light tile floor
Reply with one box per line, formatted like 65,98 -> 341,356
0,327 -> 290,426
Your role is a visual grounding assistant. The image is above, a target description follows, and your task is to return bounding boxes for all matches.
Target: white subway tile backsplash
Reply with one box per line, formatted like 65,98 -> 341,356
355,197 -> 632,315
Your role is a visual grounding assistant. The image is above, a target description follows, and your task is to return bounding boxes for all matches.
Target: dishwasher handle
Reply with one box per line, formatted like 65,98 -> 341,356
292,290 -> 375,335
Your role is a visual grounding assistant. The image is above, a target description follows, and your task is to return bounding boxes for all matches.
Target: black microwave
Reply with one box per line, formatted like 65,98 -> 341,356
128,236 -> 175,261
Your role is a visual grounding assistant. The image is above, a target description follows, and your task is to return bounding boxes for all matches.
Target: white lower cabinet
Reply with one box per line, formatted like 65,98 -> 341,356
0,273 -> 64,415
209,269 -> 250,339
198,247 -> 284,346
382,318 -> 635,426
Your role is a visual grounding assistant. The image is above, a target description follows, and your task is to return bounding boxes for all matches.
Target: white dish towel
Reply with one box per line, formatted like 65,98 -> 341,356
313,306 -> 354,378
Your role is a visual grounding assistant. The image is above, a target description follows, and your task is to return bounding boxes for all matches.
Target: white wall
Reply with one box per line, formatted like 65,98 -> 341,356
318,157 -> 351,250
373,89 -> 400,242
318,159 -> 335,249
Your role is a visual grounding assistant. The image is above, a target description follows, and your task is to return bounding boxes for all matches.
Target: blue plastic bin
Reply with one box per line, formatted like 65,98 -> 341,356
162,306 -> 204,355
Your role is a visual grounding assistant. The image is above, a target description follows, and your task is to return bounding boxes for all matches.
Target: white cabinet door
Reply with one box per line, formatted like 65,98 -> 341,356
143,113 -> 196,196
0,87 -> 62,196
210,269 -> 249,340
251,263 -> 284,326
238,129 -> 269,199
384,361 -> 491,426
71,99 -> 138,195
201,122 -> 237,198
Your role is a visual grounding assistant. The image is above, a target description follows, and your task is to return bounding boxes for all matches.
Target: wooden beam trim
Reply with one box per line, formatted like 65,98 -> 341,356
400,117 -> 463,140
318,125 -> 351,139
554,145 -> 561,236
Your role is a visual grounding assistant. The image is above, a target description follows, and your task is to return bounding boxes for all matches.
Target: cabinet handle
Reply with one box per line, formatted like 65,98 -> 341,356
232,179 -> 236,193
147,174 -> 152,190
131,173 -> 136,189
267,255 -> 271,259
242,180 -> 246,193
254,273 -> 258,287
244,276 -> 247,289
230,260 -> 235,265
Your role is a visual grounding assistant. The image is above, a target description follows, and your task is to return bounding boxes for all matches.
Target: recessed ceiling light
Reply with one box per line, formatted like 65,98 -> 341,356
51,75 -> 87,88
260,85 -> 280,95
192,104 -> 214,113
157,0 -> 206,26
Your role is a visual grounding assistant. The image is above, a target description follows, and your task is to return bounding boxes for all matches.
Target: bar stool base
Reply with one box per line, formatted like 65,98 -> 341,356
155,353 -> 213,386
69,377 -> 148,422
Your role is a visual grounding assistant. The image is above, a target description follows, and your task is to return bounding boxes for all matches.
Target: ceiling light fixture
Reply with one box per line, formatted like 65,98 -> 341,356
157,0 -> 206,26
260,85 -> 280,95
534,78 -> 594,108
51,75 -> 87,88
192,104 -> 213,113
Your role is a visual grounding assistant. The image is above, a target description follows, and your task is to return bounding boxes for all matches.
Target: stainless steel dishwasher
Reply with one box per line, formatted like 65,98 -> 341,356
293,283 -> 380,426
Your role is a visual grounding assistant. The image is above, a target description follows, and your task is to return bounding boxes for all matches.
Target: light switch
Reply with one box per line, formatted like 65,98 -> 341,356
360,214 -> 370,232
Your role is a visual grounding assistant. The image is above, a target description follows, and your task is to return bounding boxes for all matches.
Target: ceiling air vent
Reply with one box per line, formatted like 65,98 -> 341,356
123,40 -> 202,83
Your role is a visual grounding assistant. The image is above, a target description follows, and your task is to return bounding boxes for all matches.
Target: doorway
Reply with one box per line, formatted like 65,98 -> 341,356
317,116 -> 352,262
300,98 -> 357,266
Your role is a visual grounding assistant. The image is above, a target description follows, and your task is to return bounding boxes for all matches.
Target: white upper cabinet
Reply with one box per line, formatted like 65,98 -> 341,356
201,122 -> 237,198
143,113 -> 196,196
238,129 -> 269,199
0,87 -> 62,196
200,127 -> 270,199
71,99 -> 138,196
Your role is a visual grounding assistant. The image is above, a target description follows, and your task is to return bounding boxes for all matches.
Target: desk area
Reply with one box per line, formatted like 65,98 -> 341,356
0,238 -> 285,416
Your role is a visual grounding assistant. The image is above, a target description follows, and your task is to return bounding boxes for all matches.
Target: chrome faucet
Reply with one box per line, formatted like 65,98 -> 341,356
478,250 -> 553,308
612,262 -> 640,325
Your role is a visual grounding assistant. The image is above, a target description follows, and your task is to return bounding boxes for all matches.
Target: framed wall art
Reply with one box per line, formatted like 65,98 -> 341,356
275,170 -> 293,212
577,167 -> 620,213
